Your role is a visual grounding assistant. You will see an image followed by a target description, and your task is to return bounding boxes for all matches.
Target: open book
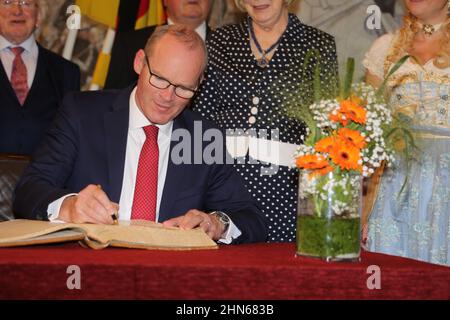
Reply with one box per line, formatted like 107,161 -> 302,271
0,219 -> 218,250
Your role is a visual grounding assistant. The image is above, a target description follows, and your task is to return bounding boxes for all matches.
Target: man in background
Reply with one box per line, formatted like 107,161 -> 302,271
105,0 -> 212,89
0,0 -> 80,155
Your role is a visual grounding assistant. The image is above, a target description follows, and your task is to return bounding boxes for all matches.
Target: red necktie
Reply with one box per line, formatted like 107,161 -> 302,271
131,125 -> 159,221
10,47 -> 29,106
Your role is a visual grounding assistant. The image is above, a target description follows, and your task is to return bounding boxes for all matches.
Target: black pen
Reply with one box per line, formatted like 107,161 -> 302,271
111,212 -> 119,225
97,184 -> 119,225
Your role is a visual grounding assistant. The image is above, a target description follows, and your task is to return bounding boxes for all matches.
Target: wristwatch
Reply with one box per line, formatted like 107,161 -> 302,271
209,211 -> 230,236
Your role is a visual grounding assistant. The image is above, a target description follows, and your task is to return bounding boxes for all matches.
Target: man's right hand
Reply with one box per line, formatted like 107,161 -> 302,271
59,184 -> 119,224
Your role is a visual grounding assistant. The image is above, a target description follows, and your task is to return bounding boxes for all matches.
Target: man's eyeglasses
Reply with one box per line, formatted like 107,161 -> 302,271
144,54 -> 197,100
1,0 -> 36,8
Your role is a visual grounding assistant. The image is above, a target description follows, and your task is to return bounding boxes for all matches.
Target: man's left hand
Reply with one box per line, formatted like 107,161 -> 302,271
162,209 -> 225,241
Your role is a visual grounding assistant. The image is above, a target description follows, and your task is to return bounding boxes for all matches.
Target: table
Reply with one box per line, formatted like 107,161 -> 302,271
0,243 -> 448,299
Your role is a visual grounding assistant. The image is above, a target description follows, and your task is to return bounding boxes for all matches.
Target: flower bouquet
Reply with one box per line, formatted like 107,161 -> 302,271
287,56 -> 413,261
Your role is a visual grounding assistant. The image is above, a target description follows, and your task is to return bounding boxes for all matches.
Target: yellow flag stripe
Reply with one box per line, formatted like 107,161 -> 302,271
155,0 -> 166,25
135,14 -> 148,30
91,52 -> 111,87
75,0 -> 120,28
144,0 -> 165,28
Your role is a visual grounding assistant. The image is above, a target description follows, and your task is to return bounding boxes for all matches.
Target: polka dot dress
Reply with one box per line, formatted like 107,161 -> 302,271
193,14 -> 338,242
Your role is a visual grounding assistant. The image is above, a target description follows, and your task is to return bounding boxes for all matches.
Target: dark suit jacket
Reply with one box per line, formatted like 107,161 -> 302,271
104,25 -> 211,89
0,44 -> 80,155
13,86 -> 268,244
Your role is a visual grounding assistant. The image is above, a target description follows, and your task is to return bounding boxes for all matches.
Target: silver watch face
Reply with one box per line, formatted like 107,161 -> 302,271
212,211 -> 230,225
220,215 -> 230,226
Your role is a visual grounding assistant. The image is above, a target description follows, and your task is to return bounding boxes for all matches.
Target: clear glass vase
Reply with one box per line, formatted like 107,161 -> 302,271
296,170 -> 361,261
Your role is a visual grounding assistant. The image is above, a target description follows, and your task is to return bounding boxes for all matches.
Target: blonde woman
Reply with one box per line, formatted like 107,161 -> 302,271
364,0 -> 449,265
193,0 -> 338,242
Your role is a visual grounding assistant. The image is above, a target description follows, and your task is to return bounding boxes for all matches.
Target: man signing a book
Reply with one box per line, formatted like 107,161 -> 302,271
13,25 -> 268,244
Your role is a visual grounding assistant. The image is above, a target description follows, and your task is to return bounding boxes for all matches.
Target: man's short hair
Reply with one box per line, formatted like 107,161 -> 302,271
144,24 -> 208,74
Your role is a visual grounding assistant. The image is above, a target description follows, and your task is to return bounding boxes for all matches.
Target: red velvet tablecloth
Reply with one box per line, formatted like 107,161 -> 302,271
0,243 -> 448,299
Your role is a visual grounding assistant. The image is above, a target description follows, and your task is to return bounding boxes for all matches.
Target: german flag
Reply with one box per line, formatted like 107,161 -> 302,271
135,0 -> 166,30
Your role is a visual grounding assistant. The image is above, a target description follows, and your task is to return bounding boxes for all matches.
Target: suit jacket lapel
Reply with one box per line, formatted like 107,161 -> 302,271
103,87 -> 132,203
158,113 -> 188,220
0,57 -> 20,103
24,44 -> 45,106
35,45 -> 62,101
20,44 -> 61,107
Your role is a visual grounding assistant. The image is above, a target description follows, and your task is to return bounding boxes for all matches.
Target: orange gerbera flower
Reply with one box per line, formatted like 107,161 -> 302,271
329,140 -> 362,171
350,94 -> 366,106
309,165 -> 334,179
338,128 -> 366,149
329,110 -> 349,126
340,100 -> 366,124
296,154 -> 329,170
315,136 -> 335,153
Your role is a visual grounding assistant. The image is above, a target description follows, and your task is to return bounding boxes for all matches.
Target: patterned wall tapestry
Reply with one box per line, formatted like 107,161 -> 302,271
37,0 -> 106,90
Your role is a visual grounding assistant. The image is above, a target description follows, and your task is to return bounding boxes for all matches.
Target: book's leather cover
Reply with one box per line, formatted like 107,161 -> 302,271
0,219 -> 218,250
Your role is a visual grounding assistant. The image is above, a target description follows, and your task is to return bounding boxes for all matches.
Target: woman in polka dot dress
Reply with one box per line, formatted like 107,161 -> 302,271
193,0 -> 338,242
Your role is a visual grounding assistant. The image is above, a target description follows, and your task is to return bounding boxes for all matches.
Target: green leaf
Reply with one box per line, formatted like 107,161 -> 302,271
341,58 -> 355,99
376,55 -> 409,97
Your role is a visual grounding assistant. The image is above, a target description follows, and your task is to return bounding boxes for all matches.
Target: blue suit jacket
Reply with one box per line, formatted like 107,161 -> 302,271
13,87 -> 268,244
0,44 -> 80,155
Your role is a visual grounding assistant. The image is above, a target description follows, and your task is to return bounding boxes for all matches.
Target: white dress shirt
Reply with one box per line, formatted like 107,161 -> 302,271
48,88 -> 241,243
0,34 -> 38,89
118,87 -> 172,221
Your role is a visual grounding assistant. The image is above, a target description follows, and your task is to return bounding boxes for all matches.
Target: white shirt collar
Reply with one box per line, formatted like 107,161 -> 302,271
0,34 -> 38,58
129,87 -> 173,137
167,18 -> 207,41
